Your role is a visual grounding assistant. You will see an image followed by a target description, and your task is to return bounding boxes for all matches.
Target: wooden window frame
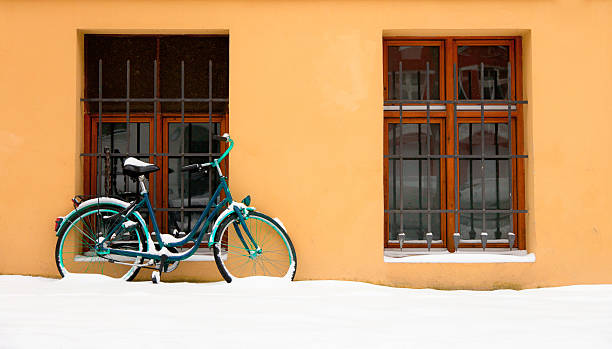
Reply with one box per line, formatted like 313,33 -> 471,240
383,117 -> 447,249
383,36 -> 525,251
84,113 -> 229,234
383,40 -> 446,102
161,116 -> 229,233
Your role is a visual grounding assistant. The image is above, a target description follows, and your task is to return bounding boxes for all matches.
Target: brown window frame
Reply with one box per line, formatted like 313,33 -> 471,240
383,36 -> 525,251
384,117 -> 448,249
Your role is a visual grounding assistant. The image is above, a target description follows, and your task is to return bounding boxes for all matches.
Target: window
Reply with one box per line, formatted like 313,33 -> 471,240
83,35 -> 229,242
383,37 -> 527,252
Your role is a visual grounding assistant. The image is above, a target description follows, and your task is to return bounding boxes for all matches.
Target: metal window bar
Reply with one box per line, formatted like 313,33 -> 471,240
384,62 -> 527,251
81,59 -> 229,236
418,124 -> 422,237
425,62 -> 432,244
398,61 -> 404,241
180,61 -> 185,227
480,62 -> 486,244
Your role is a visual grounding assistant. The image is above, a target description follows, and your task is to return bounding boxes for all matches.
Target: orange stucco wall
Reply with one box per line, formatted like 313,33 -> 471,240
0,0 -> 611,289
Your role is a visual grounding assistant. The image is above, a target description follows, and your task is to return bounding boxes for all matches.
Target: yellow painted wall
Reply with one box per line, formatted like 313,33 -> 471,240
1,0 -> 611,289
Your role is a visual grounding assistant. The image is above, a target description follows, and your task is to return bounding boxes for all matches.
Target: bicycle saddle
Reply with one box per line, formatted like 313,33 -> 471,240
123,157 -> 160,177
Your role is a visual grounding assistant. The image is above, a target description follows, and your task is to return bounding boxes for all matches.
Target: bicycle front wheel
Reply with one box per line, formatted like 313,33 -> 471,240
55,203 -> 147,281
213,211 -> 297,282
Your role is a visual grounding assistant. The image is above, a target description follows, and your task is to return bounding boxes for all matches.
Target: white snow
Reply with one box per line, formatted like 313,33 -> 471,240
385,252 -> 536,263
273,217 -> 287,231
0,276 -> 611,348
75,197 -> 131,210
122,220 -> 138,229
159,233 -> 183,244
210,201 -> 254,237
123,157 -> 154,167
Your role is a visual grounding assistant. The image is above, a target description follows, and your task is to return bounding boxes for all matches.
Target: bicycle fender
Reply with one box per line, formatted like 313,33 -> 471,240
208,201 -> 255,246
55,197 -> 149,237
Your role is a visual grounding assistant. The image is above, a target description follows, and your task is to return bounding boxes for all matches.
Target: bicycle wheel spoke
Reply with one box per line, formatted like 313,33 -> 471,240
100,257 -> 105,275
259,257 -> 284,275
214,212 -> 295,281
260,255 -> 288,268
262,249 -> 289,256
230,258 -> 252,274
81,214 -> 97,240
76,233 -> 95,249
56,205 -> 145,280
224,249 -> 250,257
222,242 -> 252,253
71,223 -> 97,244
258,226 -> 272,247
258,258 -> 272,276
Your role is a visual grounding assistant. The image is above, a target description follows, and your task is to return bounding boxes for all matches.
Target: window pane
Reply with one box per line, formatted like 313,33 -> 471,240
160,36 -> 229,114
167,123 -> 221,232
458,123 -> 511,239
85,36 -> 156,113
459,213 -> 511,241
167,211 -> 208,234
458,46 -> 510,100
389,213 -> 441,242
387,123 -> 442,243
388,123 -> 440,156
458,123 -> 509,156
97,122 -> 150,196
387,46 -> 440,100
168,122 -> 221,154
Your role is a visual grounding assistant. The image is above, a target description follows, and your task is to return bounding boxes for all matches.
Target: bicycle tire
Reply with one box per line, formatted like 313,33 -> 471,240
55,203 -> 147,281
212,211 -> 297,282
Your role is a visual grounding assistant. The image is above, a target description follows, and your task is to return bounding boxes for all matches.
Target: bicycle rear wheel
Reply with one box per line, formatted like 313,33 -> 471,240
55,203 -> 147,281
212,211 -> 297,282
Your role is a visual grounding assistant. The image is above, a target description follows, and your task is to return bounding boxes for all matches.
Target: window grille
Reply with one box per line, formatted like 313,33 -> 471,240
384,62 -> 527,251
81,57 -> 229,236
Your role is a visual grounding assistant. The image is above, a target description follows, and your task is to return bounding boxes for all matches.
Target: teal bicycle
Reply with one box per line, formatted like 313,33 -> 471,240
54,134 -> 297,283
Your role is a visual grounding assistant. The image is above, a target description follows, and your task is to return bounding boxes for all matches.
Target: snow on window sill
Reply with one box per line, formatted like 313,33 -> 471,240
384,248 -> 535,263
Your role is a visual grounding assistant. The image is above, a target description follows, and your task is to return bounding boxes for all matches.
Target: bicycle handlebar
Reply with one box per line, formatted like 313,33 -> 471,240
216,134 -> 233,163
212,134 -> 229,142
180,133 -> 233,172
180,163 -> 210,172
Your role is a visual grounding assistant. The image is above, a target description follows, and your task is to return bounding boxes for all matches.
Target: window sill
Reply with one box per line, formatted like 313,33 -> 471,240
383,249 -> 535,263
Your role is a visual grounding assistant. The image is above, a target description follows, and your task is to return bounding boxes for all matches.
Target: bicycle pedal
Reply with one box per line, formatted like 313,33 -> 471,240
171,229 -> 185,238
151,271 -> 160,284
160,254 -> 168,273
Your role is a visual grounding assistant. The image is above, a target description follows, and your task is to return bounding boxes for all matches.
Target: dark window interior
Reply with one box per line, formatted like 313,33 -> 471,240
160,37 -> 229,114
85,37 -> 156,112
85,35 -> 229,114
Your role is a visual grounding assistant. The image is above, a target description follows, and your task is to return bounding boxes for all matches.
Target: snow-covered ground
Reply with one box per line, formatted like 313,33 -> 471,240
0,275 -> 611,349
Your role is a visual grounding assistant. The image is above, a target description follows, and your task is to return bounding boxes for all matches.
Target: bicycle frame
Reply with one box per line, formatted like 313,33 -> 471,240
96,139 -> 259,263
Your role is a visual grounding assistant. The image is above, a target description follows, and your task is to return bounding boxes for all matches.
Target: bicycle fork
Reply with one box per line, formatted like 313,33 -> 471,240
231,206 -> 261,258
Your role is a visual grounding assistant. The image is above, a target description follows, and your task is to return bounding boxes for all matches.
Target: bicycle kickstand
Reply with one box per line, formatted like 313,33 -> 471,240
152,254 -> 168,284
